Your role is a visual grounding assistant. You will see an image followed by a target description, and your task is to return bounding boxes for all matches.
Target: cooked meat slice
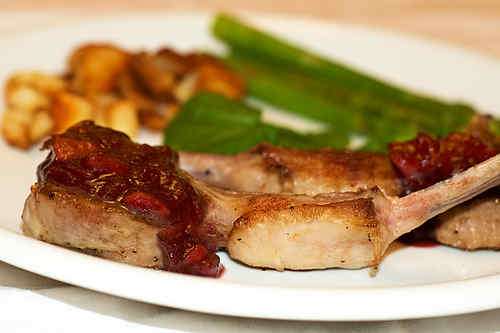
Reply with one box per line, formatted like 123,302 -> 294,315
181,144 -> 500,251
180,143 -> 403,196
229,199 -> 381,270
180,150 -> 283,194
228,154 -> 500,270
431,190 -> 500,250
22,183 -> 163,267
23,121 -> 227,276
22,122 -> 500,274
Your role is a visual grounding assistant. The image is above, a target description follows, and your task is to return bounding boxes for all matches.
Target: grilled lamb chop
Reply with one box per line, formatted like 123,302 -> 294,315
23,182 -> 165,268
21,121 -> 362,276
414,189 -> 499,250
180,139 -> 500,251
433,194 -> 500,250
180,144 -> 403,196
228,153 -> 499,269
22,122 -> 500,276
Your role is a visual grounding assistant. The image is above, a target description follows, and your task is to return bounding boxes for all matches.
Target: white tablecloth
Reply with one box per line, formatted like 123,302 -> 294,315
1,261 -> 500,333
0,11 -> 499,333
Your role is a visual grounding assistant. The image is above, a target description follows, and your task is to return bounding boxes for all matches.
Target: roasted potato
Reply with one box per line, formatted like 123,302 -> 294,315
121,50 -> 244,130
1,108 -> 33,149
6,85 -> 50,112
5,71 -> 65,111
6,71 -> 65,96
30,111 -> 54,143
68,44 -> 129,96
196,62 -> 245,99
106,100 -> 139,138
173,72 -> 198,102
139,103 -> 179,131
130,52 -> 177,99
118,71 -> 179,131
1,107 -> 53,149
2,71 -> 64,148
1,43 -> 246,148
51,92 -> 94,133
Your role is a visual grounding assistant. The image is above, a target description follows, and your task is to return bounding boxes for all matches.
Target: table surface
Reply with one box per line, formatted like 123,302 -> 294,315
0,6 -> 499,333
3,0 -> 500,58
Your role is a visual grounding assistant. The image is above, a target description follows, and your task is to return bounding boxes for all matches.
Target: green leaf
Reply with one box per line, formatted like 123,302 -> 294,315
163,92 -> 349,154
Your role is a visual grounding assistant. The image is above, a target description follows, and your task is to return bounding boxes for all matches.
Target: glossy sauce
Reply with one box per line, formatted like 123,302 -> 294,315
37,121 -> 222,277
389,132 -> 497,193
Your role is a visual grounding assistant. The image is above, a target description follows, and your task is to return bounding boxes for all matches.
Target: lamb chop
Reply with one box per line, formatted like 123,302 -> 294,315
22,122 -> 500,277
180,138 -> 500,250
179,144 -> 403,196
404,189 -> 500,250
21,121 -> 347,276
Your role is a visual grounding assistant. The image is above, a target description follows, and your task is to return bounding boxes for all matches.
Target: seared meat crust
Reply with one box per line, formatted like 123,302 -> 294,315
180,143 -> 402,196
229,199 -> 382,270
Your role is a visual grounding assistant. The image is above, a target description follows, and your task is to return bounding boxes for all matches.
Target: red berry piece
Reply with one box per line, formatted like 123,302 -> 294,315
85,153 -> 128,175
122,191 -> 171,224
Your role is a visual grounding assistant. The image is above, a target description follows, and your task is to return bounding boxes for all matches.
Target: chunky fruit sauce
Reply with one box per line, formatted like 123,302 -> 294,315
389,132 -> 497,193
37,121 -> 222,277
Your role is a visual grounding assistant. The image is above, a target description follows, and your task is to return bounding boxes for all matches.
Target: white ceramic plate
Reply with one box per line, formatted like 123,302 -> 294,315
0,13 -> 499,321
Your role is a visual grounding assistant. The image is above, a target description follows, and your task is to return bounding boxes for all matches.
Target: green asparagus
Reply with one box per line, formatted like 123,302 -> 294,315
225,54 -> 419,148
212,13 -> 475,136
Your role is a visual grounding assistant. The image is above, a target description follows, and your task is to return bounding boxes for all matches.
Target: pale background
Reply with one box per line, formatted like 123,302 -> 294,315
2,0 -> 500,57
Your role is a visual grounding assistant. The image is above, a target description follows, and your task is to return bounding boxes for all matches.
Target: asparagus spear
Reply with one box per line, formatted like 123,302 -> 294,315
225,54 -> 419,149
238,58 -> 441,134
212,13 -> 475,136
226,58 -> 364,133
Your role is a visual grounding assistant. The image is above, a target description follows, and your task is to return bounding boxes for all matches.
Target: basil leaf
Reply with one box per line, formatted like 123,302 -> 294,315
163,92 -> 348,154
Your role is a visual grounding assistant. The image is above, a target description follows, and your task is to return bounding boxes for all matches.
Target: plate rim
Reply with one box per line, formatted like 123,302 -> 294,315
1,228 -> 499,321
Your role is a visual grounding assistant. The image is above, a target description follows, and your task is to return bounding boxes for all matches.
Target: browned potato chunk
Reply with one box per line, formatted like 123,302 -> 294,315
106,100 -> 139,138
1,108 -> 32,149
1,107 -> 52,149
90,94 -> 118,128
173,73 -> 198,102
118,71 -> 179,131
29,110 -> 54,142
2,71 -> 64,149
6,86 -> 50,112
5,71 -> 65,111
1,45 -> 246,149
69,44 -> 129,95
132,49 -> 192,99
196,62 -> 245,99
140,104 -> 179,131
51,92 -> 94,133
130,52 -> 176,99
6,71 -> 65,96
